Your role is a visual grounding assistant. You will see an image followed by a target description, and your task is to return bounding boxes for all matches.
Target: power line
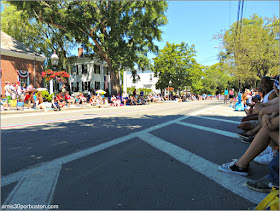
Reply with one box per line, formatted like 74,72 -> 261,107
240,0 -> 245,35
236,0 -> 241,36
197,58 -> 218,63
197,56 -> 217,61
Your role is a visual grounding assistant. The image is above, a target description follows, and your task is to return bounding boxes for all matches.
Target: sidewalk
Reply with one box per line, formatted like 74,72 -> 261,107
0,104 -> 96,115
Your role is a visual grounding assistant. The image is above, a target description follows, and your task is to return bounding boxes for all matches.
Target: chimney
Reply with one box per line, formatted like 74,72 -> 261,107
78,47 -> 83,57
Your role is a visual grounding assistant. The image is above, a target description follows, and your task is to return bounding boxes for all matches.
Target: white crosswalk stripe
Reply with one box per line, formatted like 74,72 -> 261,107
176,121 -> 240,139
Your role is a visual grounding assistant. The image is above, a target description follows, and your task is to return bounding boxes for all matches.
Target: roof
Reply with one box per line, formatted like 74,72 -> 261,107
0,31 -> 46,61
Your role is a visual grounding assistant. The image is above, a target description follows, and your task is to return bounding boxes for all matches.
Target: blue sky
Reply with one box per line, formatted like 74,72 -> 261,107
150,0 -> 279,66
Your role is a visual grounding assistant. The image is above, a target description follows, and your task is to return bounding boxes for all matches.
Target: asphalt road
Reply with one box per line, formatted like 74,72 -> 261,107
1,100 -> 268,210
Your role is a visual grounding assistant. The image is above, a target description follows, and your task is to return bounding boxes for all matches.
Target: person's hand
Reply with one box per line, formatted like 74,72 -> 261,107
253,103 -> 264,114
262,114 -> 278,131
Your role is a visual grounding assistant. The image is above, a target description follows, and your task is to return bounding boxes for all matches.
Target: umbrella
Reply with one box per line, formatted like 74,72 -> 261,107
36,88 -> 48,92
96,90 -> 106,94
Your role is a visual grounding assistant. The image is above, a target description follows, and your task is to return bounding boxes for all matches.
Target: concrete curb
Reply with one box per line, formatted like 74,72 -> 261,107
0,106 -> 95,115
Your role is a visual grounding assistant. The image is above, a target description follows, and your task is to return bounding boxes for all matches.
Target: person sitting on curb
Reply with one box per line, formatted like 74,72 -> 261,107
65,92 -> 75,106
24,91 -> 35,109
111,95 -> 118,106
1,95 -> 9,111
52,96 -> 61,111
96,95 -> 103,108
237,76 -> 277,142
78,92 -> 87,105
240,77 -> 276,122
122,91 -> 129,106
246,152 -> 279,193
89,95 -> 97,106
35,92 -> 47,112
219,77 -> 279,176
56,93 -> 66,107
219,112 -> 279,176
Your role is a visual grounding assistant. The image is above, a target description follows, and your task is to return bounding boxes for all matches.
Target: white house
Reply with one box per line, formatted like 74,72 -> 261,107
68,48 -> 110,94
125,70 -> 160,93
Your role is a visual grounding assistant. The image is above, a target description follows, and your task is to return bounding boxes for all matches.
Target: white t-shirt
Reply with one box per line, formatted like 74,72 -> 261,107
263,90 -> 274,103
10,85 -> 17,99
17,85 -> 22,96
5,85 -> 11,96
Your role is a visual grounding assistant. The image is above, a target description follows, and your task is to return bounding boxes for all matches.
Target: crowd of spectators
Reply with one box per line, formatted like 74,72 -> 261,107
1,85 -> 219,112
218,75 -> 279,194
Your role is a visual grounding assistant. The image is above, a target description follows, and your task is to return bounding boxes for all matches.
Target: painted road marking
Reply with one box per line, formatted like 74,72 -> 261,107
4,165 -> 61,206
176,121 -> 240,139
2,105 -> 219,187
192,116 -> 240,124
137,132 -> 266,204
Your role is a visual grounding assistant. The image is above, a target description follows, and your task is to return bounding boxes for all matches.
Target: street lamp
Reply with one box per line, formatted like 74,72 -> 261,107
49,50 -> 59,94
168,80 -> 172,101
50,50 -> 59,66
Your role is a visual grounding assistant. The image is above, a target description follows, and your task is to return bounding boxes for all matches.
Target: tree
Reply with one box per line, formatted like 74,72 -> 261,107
10,1 -> 168,95
152,42 -> 199,93
1,1 -> 76,70
200,63 -> 231,95
215,14 -> 280,89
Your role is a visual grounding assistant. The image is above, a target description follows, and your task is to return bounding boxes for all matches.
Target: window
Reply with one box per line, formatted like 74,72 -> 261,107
72,82 -> 79,92
76,65 -> 79,74
20,77 -> 28,87
82,81 -> 91,91
88,81 -> 91,91
94,64 -> 100,74
71,82 -> 79,92
104,66 -> 109,75
95,81 -> 100,90
76,82 -> 79,92
71,66 -> 77,75
82,64 -> 87,74
150,74 -> 153,81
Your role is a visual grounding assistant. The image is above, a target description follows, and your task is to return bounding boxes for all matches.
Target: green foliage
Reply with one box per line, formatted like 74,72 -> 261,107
9,1 -> 168,94
200,63 -> 231,95
39,90 -> 54,102
152,42 -> 201,92
215,14 -> 280,89
1,1 -> 76,71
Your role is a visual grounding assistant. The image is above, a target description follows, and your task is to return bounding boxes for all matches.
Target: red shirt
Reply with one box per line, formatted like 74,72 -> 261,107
24,94 -> 31,102
65,94 -> 71,100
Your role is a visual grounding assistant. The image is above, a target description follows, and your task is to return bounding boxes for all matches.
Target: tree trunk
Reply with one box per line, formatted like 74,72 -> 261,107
110,69 -> 121,95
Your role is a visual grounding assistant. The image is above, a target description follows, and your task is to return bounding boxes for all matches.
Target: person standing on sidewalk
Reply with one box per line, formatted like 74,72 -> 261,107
224,88 -> 229,104
4,81 -> 12,102
229,88 -> 234,107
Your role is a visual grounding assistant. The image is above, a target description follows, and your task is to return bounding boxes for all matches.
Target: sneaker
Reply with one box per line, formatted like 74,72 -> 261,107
254,152 -> 274,165
246,177 -> 279,193
218,160 -> 249,176
237,132 -> 250,139
241,136 -> 254,144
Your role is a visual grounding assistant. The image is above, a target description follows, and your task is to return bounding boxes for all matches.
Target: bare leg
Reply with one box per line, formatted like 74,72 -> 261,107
236,128 -> 279,168
238,121 -> 255,131
245,124 -> 262,136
